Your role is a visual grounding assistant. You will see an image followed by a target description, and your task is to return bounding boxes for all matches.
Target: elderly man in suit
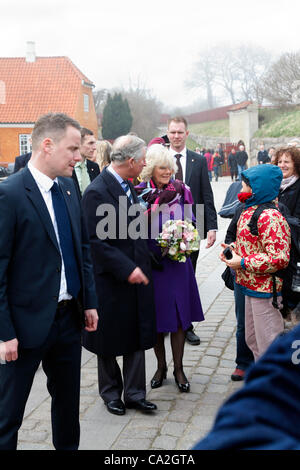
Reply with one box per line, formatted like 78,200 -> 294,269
72,127 -> 100,197
81,134 -> 157,416
0,113 -> 98,450
167,116 -> 218,345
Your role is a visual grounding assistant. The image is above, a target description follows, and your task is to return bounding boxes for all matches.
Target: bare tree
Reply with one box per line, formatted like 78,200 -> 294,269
119,79 -> 162,143
185,50 -> 218,109
261,51 -> 300,105
235,45 -> 272,103
187,44 -> 272,107
93,88 -> 108,114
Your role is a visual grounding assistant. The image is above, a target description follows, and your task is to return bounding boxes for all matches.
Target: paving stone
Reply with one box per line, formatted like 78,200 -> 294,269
207,383 -> 229,394
200,356 -> 219,368
220,359 -> 235,368
152,435 -> 178,450
168,409 -> 193,423
121,427 -> 158,439
113,438 -> 152,450
18,429 -> 49,443
194,366 -> 214,375
161,421 -> 187,437
192,374 -> 210,385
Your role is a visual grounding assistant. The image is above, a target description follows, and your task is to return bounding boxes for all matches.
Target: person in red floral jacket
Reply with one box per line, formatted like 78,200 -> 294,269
220,164 -> 291,361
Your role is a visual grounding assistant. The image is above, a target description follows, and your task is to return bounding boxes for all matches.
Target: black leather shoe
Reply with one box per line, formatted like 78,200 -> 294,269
125,399 -> 157,412
185,328 -> 200,345
105,399 -> 125,415
150,368 -> 167,389
173,370 -> 190,393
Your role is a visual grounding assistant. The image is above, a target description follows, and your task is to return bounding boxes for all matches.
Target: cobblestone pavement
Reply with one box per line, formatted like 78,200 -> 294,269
18,176 -> 246,450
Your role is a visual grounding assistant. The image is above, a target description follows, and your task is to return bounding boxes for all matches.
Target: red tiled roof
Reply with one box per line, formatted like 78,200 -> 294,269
0,56 -> 94,123
227,100 -> 253,112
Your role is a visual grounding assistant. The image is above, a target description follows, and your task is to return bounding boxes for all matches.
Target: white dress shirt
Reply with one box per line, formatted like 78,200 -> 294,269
169,147 -> 187,182
28,162 -> 71,301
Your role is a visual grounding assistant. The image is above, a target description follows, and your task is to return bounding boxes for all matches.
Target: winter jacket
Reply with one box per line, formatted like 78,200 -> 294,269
232,165 -> 291,297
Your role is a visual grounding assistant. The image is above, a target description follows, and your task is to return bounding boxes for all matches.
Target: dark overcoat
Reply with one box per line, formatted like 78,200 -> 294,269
81,167 -> 157,357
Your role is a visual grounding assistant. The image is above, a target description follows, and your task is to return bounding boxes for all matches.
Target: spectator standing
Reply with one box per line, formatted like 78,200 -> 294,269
268,146 -> 276,164
221,164 -> 290,361
204,149 -> 213,182
257,143 -> 270,164
212,151 -> 222,182
228,148 -> 238,181
72,128 -> 100,197
95,140 -> 112,172
274,146 -> 300,316
235,144 -> 248,180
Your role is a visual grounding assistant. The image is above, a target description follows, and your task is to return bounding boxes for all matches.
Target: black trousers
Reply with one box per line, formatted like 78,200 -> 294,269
0,303 -> 82,450
97,350 -> 146,403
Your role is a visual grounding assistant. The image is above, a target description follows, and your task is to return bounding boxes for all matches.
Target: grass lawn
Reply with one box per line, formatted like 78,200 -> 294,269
255,108 -> 300,137
189,119 -> 229,137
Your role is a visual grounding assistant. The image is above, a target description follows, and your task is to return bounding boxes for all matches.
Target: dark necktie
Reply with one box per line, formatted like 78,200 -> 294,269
122,180 -> 133,204
51,182 -> 81,298
175,154 -> 183,181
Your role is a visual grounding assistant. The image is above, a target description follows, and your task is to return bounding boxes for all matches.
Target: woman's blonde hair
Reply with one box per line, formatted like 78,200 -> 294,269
140,144 -> 178,182
95,140 -> 112,171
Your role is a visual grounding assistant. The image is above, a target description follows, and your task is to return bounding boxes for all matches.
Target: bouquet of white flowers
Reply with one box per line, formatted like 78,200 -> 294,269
156,219 -> 200,263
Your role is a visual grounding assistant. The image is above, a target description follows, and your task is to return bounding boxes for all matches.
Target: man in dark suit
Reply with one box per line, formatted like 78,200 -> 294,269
0,113 -> 98,450
167,116 -> 218,345
13,152 -> 32,173
72,127 -> 100,197
81,134 -> 157,416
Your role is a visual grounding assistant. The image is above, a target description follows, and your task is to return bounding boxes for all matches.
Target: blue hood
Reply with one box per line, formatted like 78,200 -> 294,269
241,164 -> 283,208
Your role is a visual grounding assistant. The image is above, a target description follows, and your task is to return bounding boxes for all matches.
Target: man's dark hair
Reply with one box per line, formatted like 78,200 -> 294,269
32,113 -> 81,151
80,127 -> 94,142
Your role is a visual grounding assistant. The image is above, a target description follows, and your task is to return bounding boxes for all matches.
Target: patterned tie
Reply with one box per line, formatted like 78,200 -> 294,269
51,182 -> 81,298
80,161 -> 90,194
122,180 -> 133,204
174,154 -> 183,181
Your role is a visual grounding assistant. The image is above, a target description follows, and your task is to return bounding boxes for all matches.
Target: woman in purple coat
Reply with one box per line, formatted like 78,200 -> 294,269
135,144 -> 204,392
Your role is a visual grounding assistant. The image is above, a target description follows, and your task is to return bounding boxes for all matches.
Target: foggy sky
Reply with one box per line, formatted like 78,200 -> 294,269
0,0 -> 299,108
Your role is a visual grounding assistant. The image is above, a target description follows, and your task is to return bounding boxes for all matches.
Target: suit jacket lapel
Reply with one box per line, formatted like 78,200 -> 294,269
101,168 -> 130,214
87,159 -> 96,181
23,168 -> 60,252
58,177 -> 81,264
185,150 -> 194,185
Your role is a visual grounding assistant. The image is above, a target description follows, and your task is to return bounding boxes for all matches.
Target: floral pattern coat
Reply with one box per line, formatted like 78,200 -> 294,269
233,205 -> 291,294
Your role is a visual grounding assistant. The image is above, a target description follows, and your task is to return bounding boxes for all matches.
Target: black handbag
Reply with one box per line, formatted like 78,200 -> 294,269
221,266 -> 234,290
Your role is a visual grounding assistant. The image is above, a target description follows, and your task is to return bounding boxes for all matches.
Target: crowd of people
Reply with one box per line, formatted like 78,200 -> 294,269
0,111 -> 299,451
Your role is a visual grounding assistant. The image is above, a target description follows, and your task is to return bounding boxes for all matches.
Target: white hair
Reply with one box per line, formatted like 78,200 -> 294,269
140,144 -> 178,181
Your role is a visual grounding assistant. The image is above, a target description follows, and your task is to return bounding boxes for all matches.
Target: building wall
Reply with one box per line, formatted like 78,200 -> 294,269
75,85 -> 98,138
0,127 -> 33,164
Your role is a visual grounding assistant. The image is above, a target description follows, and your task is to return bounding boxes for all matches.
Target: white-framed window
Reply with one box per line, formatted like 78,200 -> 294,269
19,134 -> 32,155
83,93 -> 89,112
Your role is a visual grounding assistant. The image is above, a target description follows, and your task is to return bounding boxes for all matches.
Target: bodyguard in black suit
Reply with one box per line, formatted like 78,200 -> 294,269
0,113 -> 98,450
167,116 -> 218,345
167,117 -> 218,265
72,127 -> 100,197
82,135 -> 157,416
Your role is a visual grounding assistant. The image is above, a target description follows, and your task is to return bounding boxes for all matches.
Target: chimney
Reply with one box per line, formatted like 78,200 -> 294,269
26,41 -> 36,63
